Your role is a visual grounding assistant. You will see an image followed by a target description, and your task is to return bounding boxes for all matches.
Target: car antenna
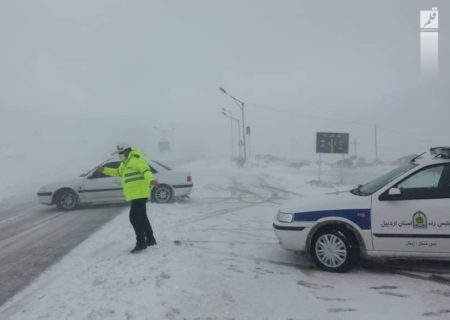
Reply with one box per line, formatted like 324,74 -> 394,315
410,152 -> 426,163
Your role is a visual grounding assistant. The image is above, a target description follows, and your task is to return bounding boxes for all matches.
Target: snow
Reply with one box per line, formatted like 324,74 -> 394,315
1,158 -> 449,320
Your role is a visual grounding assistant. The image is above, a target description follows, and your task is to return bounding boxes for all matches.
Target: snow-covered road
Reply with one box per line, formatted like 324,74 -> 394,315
1,159 -> 449,320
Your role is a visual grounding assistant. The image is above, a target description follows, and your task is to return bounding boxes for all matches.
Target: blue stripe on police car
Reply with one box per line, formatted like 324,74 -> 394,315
294,209 -> 371,230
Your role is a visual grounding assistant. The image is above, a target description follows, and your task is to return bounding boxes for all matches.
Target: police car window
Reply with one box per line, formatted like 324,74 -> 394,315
441,165 -> 450,190
445,165 -> 450,188
392,165 -> 449,200
359,163 -> 416,195
397,165 -> 444,189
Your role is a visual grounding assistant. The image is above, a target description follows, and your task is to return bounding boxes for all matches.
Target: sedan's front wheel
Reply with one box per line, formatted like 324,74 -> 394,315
311,228 -> 356,273
55,189 -> 78,211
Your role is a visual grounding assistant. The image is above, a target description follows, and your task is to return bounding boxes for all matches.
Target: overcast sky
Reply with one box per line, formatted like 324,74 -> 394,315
0,0 -> 449,164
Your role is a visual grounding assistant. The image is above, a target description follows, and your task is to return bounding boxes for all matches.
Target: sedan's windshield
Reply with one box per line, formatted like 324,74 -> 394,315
80,169 -> 92,177
80,160 -> 118,177
352,163 -> 417,196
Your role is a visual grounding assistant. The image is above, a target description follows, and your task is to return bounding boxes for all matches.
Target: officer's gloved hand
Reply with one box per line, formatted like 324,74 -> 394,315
150,180 -> 160,188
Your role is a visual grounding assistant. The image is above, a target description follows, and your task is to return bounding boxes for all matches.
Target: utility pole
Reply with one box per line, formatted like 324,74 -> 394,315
229,114 -> 234,159
318,153 -> 322,182
237,119 -> 241,158
219,87 -> 247,162
241,102 -> 246,161
374,124 -> 379,162
222,109 -> 242,159
246,125 -> 251,159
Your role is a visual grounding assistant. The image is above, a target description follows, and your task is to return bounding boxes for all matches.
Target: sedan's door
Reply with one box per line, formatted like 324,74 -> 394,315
79,161 -> 123,203
371,164 -> 450,253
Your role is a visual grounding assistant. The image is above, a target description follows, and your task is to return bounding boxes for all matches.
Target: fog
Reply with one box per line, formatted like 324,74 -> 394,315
1,0 -> 449,181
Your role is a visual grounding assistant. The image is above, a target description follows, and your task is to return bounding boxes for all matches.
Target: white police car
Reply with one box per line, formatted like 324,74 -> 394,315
273,147 -> 450,272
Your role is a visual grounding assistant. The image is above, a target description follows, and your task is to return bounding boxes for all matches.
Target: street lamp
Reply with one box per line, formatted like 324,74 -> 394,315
221,108 -> 242,159
219,87 -> 247,162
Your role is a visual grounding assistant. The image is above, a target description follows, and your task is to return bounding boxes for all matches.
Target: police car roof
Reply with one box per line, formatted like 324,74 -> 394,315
430,146 -> 450,158
412,147 -> 450,165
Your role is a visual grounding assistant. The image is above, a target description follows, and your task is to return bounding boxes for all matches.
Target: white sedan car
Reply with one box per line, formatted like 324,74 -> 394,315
37,160 -> 193,210
273,147 -> 450,272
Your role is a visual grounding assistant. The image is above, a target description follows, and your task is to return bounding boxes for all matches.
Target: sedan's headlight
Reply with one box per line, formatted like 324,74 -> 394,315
277,211 -> 293,223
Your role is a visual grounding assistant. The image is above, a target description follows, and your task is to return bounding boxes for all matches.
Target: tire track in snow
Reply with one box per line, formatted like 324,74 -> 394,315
170,176 -> 282,227
170,176 -> 301,231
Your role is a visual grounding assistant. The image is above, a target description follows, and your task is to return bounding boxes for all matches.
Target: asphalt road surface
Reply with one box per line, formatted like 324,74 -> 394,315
0,197 -> 125,307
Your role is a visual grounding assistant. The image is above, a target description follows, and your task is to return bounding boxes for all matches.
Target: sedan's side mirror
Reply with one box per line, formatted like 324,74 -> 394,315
388,187 -> 401,196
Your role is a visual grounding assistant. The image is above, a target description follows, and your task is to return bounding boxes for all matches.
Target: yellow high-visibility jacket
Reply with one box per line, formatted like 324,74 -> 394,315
103,149 -> 154,201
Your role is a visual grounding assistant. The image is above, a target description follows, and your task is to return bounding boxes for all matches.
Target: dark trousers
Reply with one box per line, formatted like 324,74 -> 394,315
129,198 -> 154,245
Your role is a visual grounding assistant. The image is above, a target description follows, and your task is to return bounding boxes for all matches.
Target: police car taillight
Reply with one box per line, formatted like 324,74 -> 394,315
430,147 -> 450,158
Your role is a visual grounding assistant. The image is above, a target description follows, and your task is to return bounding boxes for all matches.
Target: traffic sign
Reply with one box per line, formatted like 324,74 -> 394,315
316,132 -> 349,154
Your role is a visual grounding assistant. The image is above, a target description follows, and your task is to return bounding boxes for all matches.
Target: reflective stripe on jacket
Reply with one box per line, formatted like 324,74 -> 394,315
103,149 -> 154,201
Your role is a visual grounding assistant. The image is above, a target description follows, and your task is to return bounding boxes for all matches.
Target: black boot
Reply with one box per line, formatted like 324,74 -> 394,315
146,238 -> 157,246
130,243 -> 147,254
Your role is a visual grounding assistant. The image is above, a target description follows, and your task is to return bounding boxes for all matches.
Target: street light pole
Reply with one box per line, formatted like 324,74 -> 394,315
219,87 -> 247,162
222,109 -> 242,159
221,110 -> 234,159
229,113 -> 234,159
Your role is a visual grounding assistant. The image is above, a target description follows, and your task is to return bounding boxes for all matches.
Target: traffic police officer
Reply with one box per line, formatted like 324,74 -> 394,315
98,144 -> 159,253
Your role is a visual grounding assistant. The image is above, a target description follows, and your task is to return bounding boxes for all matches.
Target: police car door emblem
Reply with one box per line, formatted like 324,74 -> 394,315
413,211 -> 427,229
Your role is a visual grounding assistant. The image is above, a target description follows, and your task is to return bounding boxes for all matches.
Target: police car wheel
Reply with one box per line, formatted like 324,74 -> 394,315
311,228 -> 355,273
153,185 -> 173,203
55,189 -> 78,211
